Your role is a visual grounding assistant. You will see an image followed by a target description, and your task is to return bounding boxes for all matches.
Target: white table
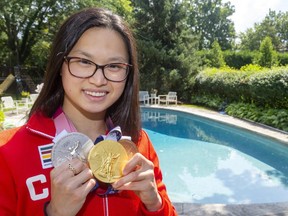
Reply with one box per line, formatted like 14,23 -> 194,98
149,94 -> 159,105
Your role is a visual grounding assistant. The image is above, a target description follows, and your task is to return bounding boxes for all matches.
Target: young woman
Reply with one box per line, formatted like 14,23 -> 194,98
0,8 -> 177,216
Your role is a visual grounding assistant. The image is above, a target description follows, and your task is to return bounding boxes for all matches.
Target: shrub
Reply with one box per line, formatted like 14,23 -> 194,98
0,110 -> 4,131
21,91 -> 30,98
240,64 -> 262,71
277,52 -> 288,66
194,66 -> 288,109
191,94 -> 224,110
225,103 -> 288,132
256,36 -> 278,68
248,68 -> 288,108
0,110 -> 4,122
224,50 -> 256,69
209,41 -> 226,68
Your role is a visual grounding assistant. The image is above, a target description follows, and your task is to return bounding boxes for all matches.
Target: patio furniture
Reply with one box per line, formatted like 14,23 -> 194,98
1,96 -> 20,114
1,96 -> 29,114
139,91 -> 149,105
149,93 -> 159,105
158,91 -> 177,105
28,93 -> 39,106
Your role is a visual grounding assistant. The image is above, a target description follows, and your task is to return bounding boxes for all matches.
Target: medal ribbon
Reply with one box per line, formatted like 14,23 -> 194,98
53,107 -> 123,142
53,107 -> 77,136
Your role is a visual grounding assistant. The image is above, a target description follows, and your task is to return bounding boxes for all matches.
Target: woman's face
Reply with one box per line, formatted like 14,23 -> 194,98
61,27 -> 129,117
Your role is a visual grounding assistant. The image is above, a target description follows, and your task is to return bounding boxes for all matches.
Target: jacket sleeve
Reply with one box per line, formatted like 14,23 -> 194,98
0,129 -> 48,216
0,152 -> 47,216
0,148 -> 17,215
137,130 -> 178,216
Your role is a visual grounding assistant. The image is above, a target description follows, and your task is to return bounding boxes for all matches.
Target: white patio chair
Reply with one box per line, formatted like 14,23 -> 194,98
158,91 -> 177,105
139,91 -> 150,105
1,96 -> 31,115
1,96 -> 19,114
28,93 -> 39,106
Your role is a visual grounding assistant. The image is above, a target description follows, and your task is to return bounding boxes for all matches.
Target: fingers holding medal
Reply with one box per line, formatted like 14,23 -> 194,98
51,130 -> 138,184
51,132 -> 94,168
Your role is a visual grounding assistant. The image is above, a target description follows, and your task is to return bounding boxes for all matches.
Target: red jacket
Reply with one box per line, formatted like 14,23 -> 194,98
0,112 -> 177,216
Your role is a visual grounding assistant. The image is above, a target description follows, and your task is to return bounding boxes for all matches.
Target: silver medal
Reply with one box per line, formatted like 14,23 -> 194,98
51,132 -> 94,167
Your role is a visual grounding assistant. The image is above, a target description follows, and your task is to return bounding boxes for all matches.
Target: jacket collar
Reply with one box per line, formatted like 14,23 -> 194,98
25,112 -> 56,140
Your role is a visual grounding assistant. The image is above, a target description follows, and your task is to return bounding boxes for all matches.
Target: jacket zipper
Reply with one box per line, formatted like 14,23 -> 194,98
26,126 -> 54,140
103,195 -> 109,216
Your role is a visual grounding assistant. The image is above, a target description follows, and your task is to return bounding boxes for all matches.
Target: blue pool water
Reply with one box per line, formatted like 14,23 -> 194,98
141,107 -> 288,204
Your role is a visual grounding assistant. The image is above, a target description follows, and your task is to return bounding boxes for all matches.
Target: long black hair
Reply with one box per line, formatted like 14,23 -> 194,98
29,8 -> 141,142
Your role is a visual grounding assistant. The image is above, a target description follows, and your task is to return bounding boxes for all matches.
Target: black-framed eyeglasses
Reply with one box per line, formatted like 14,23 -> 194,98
64,56 -> 132,82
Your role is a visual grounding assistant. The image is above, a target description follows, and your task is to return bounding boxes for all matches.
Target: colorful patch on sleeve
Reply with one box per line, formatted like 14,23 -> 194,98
38,143 -> 54,169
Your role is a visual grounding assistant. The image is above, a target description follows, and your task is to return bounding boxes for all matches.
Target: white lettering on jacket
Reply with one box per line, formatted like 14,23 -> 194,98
26,174 -> 49,201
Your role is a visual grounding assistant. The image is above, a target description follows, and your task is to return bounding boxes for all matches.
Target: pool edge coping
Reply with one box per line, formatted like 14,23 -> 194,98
142,105 -> 288,145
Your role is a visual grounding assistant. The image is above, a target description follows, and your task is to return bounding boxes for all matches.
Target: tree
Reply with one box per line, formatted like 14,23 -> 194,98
210,40 -> 225,68
0,0 -> 134,69
132,0 -> 201,101
0,0 -> 76,67
187,0 -> 235,50
239,9 -> 288,52
257,36 -> 278,68
276,11 -> 288,51
85,0 -> 134,22
238,27 -> 261,51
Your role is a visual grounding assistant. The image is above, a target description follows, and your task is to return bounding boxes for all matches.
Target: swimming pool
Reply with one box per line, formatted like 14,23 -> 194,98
141,107 -> 288,204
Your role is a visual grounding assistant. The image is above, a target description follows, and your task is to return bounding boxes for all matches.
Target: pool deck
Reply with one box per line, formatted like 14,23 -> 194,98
173,202 -> 288,216
147,105 -> 288,216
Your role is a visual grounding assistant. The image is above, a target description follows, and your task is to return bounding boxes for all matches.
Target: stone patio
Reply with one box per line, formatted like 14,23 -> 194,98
2,111 -> 28,130
173,202 -> 288,216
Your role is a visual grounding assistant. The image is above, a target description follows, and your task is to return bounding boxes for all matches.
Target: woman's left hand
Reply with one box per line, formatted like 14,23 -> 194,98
112,153 -> 162,211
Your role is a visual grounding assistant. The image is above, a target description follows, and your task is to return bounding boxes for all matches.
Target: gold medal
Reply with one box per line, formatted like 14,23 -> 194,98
118,139 -> 138,158
88,139 -> 137,183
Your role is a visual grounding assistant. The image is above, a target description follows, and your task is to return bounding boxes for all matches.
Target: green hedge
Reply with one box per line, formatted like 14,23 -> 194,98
277,52 -> 288,66
194,67 -> 288,109
223,50 -> 257,69
0,111 -> 4,122
225,103 -> 288,132
190,95 -> 288,132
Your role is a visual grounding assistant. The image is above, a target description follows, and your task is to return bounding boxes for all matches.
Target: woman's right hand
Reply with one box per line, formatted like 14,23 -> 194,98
46,158 -> 96,216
